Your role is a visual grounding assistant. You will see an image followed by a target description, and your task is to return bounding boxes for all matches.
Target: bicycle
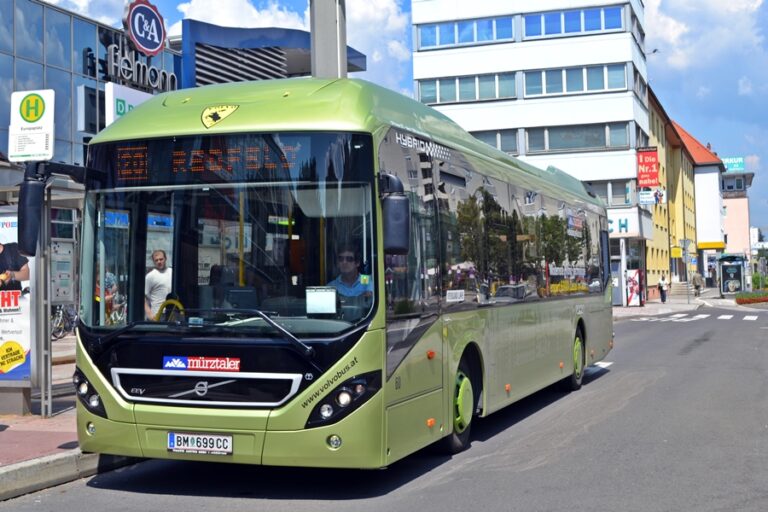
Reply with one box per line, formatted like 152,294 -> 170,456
108,292 -> 127,325
51,304 -> 78,340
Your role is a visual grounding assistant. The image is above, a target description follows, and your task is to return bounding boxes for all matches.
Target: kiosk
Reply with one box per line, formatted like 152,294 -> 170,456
718,254 -> 747,295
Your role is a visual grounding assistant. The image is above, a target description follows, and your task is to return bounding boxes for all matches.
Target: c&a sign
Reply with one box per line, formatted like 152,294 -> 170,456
123,0 -> 166,57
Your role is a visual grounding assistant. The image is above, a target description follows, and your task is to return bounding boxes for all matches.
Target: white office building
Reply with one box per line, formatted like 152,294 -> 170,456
412,0 -> 652,305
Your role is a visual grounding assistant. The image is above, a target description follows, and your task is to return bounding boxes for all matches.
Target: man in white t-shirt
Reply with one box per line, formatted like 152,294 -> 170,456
145,249 -> 173,319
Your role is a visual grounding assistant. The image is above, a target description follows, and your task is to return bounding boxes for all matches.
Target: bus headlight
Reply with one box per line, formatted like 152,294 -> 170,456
320,404 -> 334,419
73,368 -> 107,419
336,388 -> 353,407
306,370 -> 381,428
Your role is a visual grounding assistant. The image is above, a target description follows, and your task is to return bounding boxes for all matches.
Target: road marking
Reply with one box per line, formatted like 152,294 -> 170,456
718,315 -> 734,320
670,313 -> 688,318
693,314 -> 710,319
594,361 -> 613,369
744,315 -> 758,321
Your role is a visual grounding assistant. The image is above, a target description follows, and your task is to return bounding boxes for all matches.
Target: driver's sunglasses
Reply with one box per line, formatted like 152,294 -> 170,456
337,255 -> 356,262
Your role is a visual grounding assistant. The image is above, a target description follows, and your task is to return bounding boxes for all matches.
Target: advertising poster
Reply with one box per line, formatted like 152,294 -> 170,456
638,187 -> 667,205
626,268 -> 643,306
637,147 -> 659,187
0,215 -> 34,382
721,263 -> 743,294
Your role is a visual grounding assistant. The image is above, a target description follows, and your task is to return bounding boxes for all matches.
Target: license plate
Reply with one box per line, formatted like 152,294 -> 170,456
167,432 -> 233,455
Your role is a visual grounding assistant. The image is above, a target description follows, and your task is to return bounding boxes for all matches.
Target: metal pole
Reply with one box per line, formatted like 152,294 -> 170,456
40,187 -> 52,417
310,0 -> 348,79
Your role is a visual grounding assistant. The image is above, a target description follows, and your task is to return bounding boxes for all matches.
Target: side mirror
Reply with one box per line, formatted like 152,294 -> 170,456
18,179 -> 46,257
382,194 -> 410,255
380,173 -> 410,255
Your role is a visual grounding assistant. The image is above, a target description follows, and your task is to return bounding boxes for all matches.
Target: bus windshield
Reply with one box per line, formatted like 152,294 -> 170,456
82,132 -> 376,336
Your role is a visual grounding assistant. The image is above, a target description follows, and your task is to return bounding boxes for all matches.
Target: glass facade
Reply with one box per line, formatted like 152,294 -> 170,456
0,0 -> 180,164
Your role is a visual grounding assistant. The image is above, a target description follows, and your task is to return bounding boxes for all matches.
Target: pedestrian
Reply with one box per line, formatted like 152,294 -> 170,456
0,242 -> 30,291
691,272 -> 704,297
144,249 -> 173,319
658,274 -> 669,303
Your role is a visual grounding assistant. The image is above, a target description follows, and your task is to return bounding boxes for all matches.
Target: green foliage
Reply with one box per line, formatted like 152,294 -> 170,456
393,299 -> 416,315
752,273 -> 766,290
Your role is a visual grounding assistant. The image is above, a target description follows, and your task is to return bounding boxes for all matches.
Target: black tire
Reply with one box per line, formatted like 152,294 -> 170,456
561,329 -> 585,391
440,357 -> 475,454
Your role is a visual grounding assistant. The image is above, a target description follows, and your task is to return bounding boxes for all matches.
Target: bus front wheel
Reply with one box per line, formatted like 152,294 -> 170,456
441,358 -> 475,454
561,328 -> 585,392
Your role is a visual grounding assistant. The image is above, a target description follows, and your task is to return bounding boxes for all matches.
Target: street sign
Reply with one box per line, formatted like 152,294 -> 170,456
8,89 -> 55,162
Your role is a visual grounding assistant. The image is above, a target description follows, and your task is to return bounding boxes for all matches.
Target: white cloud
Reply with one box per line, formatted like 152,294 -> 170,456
168,0 -> 307,36
738,76 -> 754,96
44,0 -> 125,26
646,0 -> 764,70
745,154 -> 760,171
696,86 -> 711,99
166,0 -> 410,91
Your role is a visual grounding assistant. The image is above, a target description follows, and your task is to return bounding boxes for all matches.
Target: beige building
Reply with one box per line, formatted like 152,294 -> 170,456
722,169 -> 754,259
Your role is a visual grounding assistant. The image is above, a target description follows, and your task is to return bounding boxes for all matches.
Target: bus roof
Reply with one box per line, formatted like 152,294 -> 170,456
91,77 -> 600,207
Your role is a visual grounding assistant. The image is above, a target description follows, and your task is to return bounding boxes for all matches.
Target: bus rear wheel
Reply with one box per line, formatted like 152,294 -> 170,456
441,358 -> 475,454
561,329 -> 585,391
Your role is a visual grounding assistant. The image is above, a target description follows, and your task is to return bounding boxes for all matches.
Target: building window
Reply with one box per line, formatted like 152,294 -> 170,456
15,0 -> 44,62
498,73 -> 516,97
524,64 -> 627,97
478,75 -> 495,99
419,79 -> 437,103
44,7 -> 72,70
0,0 -> 12,54
419,25 -> 438,48
524,6 -> 624,39
416,16 -> 514,50
470,129 -> 518,155
419,72 -> 516,104
525,122 -> 630,153
438,78 -> 456,102
611,181 -> 629,205
438,23 -> 455,46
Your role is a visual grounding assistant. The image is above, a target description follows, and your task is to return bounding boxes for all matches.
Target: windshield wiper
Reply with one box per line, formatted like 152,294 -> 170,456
184,308 -> 316,360
90,320 -> 185,353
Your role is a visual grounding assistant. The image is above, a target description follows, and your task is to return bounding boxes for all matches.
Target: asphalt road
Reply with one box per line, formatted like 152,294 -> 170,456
4,306 -> 768,512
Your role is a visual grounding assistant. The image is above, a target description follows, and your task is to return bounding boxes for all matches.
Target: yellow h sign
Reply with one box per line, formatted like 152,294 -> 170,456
19,93 -> 45,123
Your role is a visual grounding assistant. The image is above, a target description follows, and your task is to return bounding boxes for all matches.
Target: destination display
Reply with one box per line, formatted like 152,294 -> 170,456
90,133 -> 372,188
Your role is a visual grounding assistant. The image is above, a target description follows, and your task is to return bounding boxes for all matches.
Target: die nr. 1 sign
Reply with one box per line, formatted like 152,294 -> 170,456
8,89 -> 55,162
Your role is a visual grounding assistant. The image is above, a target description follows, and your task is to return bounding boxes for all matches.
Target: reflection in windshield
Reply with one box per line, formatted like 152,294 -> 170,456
82,133 -> 376,336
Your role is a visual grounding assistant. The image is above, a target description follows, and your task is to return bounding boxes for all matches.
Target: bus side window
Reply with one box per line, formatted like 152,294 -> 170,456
379,131 -> 440,376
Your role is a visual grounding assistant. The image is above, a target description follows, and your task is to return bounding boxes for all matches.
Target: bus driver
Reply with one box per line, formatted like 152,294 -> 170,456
328,245 -> 372,298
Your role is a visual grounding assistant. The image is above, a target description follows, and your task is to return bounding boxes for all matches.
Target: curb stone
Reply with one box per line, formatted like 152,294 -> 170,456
0,450 -> 140,501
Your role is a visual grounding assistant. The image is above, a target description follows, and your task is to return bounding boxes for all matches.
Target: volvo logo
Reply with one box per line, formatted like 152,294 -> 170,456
194,381 -> 209,397
168,378 -> 236,399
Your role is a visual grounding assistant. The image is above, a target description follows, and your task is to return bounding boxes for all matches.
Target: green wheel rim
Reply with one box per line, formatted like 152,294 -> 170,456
453,370 -> 474,434
572,336 -> 583,379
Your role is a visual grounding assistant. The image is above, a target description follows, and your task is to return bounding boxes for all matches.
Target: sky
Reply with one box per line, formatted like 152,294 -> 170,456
46,0 -> 768,233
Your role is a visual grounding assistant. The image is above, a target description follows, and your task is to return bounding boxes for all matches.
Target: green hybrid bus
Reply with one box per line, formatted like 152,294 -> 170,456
19,78 -> 613,468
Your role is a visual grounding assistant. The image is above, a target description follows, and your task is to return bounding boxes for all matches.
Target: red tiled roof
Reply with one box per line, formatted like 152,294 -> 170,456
671,121 -> 723,166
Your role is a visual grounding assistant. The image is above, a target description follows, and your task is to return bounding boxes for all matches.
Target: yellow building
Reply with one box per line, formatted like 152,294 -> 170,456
647,89 -> 697,298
